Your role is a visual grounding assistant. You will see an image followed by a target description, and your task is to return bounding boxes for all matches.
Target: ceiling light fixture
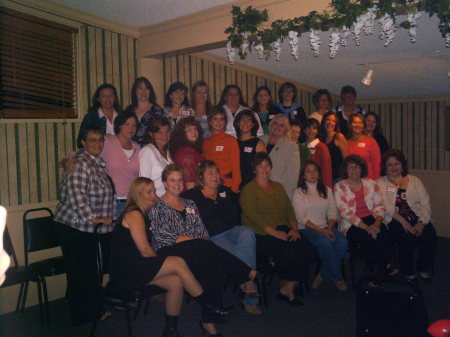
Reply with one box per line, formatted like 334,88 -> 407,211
361,65 -> 374,86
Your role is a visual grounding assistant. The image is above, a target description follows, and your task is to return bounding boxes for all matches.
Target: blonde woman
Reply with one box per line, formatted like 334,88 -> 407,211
260,114 -> 300,199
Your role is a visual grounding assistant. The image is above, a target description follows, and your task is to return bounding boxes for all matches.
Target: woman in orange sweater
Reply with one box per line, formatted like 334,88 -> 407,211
203,106 -> 241,193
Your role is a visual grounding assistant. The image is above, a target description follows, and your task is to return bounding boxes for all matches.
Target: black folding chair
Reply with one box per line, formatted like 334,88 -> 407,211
22,208 -> 65,325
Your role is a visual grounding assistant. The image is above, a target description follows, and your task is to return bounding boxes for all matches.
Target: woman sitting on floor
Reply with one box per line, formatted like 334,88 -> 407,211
292,160 -> 349,292
110,177 -> 227,337
182,160 -> 260,315
148,164 -> 261,337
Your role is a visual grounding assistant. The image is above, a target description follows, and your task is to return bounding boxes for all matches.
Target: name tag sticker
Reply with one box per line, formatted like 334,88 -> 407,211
244,147 -> 253,153
219,192 -> 226,198
269,115 -> 275,120
310,149 -> 315,155
293,110 -> 298,115
216,146 -> 224,151
388,187 -> 396,193
358,142 -> 366,148
186,207 -> 196,214
202,115 -> 207,120
181,110 -> 191,116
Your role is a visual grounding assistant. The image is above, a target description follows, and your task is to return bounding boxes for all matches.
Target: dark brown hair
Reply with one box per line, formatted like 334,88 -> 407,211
381,149 -> 408,177
312,89 -> 332,111
168,116 -> 203,158
207,106 -> 228,131
161,164 -> 183,182
318,111 -> 341,142
195,160 -> 220,187
191,81 -> 212,114
298,160 -> 328,198
233,109 -> 259,138
142,116 -> 171,147
252,152 -> 273,171
341,154 -> 368,179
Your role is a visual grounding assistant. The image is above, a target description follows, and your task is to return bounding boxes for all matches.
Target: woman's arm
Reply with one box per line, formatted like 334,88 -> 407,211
336,132 -> 349,158
256,140 -> 267,153
318,143 -> 333,188
283,141 -> 300,198
139,146 -> 155,179
368,138 -> 381,179
334,183 -> 363,228
124,211 -> 157,257
230,138 -> 242,193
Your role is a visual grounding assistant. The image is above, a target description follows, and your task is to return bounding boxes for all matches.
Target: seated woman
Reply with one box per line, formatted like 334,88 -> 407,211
149,164 -> 260,337
377,149 -> 437,280
181,160 -> 260,315
240,152 -> 316,306
110,177 -> 227,337
292,161 -> 348,292
334,155 -> 392,272
169,116 -> 204,191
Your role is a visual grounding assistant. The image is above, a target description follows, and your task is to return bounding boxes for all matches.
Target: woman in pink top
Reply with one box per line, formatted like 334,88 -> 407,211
101,113 -> 140,218
169,116 -> 205,191
334,154 -> 393,272
347,113 -> 381,179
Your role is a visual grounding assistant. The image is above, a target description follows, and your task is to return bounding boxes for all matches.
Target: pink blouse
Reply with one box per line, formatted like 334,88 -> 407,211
348,137 -> 381,179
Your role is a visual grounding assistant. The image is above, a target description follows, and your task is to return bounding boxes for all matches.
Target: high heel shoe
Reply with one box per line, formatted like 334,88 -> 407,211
199,321 -> 224,337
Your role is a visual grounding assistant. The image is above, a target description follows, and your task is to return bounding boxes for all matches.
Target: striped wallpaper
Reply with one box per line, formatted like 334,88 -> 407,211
0,25 -> 137,207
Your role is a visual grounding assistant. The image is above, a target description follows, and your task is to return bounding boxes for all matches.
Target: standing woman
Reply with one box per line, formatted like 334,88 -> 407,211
139,116 -> 173,197
252,86 -> 282,134
318,111 -> 348,184
289,119 -> 311,171
303,118 -> 333,188
347,113 -> 381,180
218,84 -> 263,137
275,82 -> 307,128
377,150 -> 437,280
54,125 -> 115,326
333,85 -> 365,138
101,114 -> 140,218
110,177 -> 226,337
77,83 -> 121,148
191,81 -> 212,138
309,89 -> 332,124
164,81 -> 194,129
169,116 -> 204,191
233,110 -> 266,189
334,155 -> 392,272
260,114 -> 300,199
365,112 -> 389,154
125,77 -> 164,146
203,107 -> 241,193
292,161 -> 349,292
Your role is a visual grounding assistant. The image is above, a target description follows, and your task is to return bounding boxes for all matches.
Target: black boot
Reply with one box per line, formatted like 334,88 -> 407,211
193,293 -> 230,318
162,315 -> 180,337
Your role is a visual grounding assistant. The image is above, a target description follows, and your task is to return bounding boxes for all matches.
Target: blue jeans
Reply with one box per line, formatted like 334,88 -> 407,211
210,226 -> 258,305
115,200 -> 126,219
301,228 -> 349,281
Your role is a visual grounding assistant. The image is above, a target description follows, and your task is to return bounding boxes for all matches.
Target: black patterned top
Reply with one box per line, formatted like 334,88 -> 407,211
125,104 -> 165,146
395,188 -> 419,225
148,198 -> 209,250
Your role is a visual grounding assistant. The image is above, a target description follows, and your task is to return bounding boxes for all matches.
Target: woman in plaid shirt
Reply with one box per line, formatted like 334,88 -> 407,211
54,125 -> 115,326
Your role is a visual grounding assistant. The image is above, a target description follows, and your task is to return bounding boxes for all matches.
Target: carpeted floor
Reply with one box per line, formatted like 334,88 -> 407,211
1,238 -> 449,337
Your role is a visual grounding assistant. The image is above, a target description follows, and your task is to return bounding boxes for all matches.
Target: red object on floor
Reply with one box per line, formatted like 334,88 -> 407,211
428,319 -> 450,337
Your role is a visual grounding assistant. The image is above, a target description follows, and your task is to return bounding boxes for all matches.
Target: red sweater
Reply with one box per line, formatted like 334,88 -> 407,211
308,140 -> 333,188
173,145 -> 204,190
348,137 -> 381,179
202,131 -> 241,192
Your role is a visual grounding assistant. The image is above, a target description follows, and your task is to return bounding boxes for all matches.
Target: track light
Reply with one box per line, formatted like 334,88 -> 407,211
361,65 -> 374,86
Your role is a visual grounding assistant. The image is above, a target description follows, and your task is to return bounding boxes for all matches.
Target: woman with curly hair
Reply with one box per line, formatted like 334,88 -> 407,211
169,116 -> 204,191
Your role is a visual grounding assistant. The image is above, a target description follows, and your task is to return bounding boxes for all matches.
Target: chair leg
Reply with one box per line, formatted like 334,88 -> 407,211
124,306 -> 133,337
16,283 -> 25,312
41,278 -> 50,326
144,298 -> 151,315
132,300 -> 142,321
20,281 -> 29,313
36,280 -> 45,326
89,319 -> 99,337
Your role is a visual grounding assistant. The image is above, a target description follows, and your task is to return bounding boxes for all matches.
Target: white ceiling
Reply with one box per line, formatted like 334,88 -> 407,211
49,0 -> 450,99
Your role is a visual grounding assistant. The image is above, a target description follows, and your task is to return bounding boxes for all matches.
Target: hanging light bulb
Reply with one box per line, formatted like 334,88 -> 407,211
361,65 -> 374,86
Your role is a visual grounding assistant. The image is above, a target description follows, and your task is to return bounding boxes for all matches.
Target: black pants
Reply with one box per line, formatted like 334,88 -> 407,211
388,220 -> 437,275
157,239 -> 251,322
346,215 -> 393,271
255,225 -> 316,282
55,222 -> 111,326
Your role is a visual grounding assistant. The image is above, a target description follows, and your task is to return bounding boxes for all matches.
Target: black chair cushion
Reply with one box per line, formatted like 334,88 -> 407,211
29,256 -> 65,277
25,217 -> 60,253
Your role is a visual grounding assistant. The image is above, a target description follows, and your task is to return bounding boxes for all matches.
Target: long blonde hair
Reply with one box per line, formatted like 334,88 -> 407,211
124,177 -> 155,215
269,114 -> 293,142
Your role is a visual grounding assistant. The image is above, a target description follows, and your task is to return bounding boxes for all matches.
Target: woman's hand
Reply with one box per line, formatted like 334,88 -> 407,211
92,217 -> 113,225
415,222 -> 424,236
357,221 -> 369,231
270,229 -> 289,241
287,228 -> 300,242
401,219 -> 416,235
322,228 -> 336,241
367,224 -> 380,239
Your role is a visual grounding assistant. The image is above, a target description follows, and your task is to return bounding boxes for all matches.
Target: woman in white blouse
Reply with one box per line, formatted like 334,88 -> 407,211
292,161 -> 349,292
139,116 -> 173,197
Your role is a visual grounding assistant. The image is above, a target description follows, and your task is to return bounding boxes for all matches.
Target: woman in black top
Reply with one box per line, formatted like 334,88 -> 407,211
365,112 -> 389,154
182,160 -> 260,315
233,110 -> 266,189
110,177 -> 226,337
318,111 -> 348,183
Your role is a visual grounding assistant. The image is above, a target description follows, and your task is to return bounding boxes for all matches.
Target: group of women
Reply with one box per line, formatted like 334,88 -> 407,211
53,77 -> 438,337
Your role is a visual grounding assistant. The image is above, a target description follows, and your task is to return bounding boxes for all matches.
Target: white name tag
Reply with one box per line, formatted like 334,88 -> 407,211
181,110 -> 191,116
268,115 -> 275,120
293,110 -> 298,115
310,149 -> 315,155
244,147 -> 253,153
219,192 -> 226,198
358,142 -> 366,148
186,207 -> 196,214
388,187 -> 396,193
202,115 -> 207,120
216,146 -> 224,151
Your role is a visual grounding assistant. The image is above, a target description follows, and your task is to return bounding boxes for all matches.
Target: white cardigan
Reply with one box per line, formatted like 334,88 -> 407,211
376,175 -> 431,225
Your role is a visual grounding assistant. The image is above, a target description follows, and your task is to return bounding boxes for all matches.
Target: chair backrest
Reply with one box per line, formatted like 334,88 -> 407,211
3,225 -> 19,267
23,208 -> 59,266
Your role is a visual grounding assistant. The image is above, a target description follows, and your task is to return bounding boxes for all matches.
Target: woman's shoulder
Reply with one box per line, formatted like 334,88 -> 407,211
259,134 -> 270,144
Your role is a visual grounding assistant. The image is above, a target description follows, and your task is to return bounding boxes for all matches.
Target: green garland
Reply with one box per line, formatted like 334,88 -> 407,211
224,0 -> 450,59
